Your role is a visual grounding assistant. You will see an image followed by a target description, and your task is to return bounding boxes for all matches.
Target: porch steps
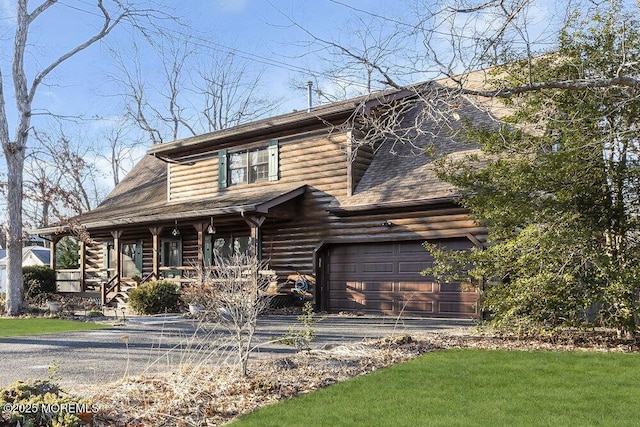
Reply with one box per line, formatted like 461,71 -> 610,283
104,284 -> 136,308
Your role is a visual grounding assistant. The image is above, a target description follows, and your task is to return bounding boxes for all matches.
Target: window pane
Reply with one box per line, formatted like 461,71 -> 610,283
229,148 -> 270,185
251,164 -> 268,181
212,236 -> 250,259
230,168 -> 246,185
233,237 -> 250,255
108,245 -> 116,270
249,148 -> 269,183
230,152 -> 247,168
163,240 -> 181,266
122,242 -> 139,278
229,152 -> 247,185
250,149 -> 268,165
213,237 -> 231,257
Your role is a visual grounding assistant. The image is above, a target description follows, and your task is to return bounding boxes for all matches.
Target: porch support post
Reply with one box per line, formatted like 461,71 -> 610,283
49,236 -> 60,293
111,230 -> 123,292
79,240 -> 87,292
149,227 -> 163,280
193,222 -> 208,270
49,236 -> 61,269
243,215 -> 266,260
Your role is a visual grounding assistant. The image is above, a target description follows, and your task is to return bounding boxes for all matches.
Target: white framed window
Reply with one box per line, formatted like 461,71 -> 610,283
218,139 -> 279,188
229,147 -> 269,185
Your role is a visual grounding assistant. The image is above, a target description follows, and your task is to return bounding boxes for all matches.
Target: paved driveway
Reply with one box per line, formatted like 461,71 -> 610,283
0,314 -> 473,388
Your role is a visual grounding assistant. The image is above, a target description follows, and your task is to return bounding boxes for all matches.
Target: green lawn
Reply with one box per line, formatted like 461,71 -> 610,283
234,349 -> 640,426
0,318 -> 109,337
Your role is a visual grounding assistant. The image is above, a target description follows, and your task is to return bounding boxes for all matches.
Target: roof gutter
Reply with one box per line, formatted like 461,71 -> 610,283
152,153 -> 195,166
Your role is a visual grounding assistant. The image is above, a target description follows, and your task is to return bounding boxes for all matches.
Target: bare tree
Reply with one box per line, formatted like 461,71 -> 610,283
281,1 -> 640,152
195,52 -> 283,132
0,0 -> 171,316
111,36 -> 283,144
24,128 -> 106,229
95,122 -> 141,187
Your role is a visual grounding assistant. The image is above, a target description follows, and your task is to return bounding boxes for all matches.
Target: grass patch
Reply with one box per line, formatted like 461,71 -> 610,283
0,318 -> 109,337
234,349 -> 640,426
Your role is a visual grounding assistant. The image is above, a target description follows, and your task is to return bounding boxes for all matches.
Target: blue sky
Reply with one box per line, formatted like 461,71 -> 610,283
0,0 -> 569,140
0,0 -> 576,221
0,0 -> 406,129
0,0 -> 414,219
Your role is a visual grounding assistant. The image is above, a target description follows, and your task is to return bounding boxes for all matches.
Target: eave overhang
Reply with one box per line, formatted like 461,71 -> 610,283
328,196 -> 460,217
35,185 -> 307,236
146,86 -> 420,160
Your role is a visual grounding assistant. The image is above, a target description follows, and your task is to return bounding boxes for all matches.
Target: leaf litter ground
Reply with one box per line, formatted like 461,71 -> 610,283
76,327 -> 640,426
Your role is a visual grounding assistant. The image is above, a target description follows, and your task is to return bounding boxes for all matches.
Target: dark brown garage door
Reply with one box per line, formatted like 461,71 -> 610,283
326,239 -> 478,318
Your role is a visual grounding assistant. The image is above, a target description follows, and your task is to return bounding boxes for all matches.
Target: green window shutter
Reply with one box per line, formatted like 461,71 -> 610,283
218,149 -> 228,189
268,139 -> 279,181
135,240 -> 143,275
204,235 -> 213,267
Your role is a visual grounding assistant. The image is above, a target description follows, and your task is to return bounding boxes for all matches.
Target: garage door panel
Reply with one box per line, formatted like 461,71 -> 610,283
359,244 -> 395,255
360,281 -> 395,292
398,242 -> 430,254
400,300 -> 435,314
431,239 -> 475,251
439,282 -> 476,293
343,281 -> 362,292
439,301 -> 477,314
397,281 -> 434,293
360,298 -> 396,313
362,262 -> 394,273
331,299 -> 363,311
328,239 -> 478,318
398,261 -> 431,274
330,262 -> 358,275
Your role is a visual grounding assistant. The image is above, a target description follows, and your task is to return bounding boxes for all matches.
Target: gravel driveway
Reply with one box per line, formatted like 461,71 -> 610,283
0,314 -> 473,388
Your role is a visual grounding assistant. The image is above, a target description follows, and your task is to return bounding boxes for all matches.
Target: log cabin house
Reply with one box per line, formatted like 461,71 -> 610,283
36,87 -> 493,318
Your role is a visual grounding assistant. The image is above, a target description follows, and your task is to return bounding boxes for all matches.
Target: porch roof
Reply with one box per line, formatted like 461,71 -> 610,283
37,165 -> 306,234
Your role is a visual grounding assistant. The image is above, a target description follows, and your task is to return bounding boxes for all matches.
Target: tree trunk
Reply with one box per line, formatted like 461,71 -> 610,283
5,146 -> 25,315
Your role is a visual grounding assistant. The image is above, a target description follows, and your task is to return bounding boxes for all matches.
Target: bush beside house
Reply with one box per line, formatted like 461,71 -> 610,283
128,280 -> 181,314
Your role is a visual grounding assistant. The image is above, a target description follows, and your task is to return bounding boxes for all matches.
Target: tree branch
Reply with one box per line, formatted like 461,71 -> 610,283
28,0 -> 126,104
27,0 -> 57,25
461,76 -> 640,98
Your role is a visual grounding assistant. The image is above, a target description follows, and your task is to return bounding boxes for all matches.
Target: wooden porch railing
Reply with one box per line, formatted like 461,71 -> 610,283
54,265 -> 281,307
139,272 -> 157,284
101,274 -> 120,306
55,269 -> 82,292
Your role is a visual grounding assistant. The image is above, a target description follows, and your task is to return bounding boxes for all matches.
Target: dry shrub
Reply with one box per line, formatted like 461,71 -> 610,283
190,253 -> 275,376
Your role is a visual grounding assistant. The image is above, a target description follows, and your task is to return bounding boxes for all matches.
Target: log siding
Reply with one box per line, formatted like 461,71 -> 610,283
74,129 -> 485,304
42,94 -> 491,317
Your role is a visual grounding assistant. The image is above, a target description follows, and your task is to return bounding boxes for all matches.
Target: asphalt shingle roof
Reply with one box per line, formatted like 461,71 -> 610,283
343,99 -> 494,208
35,82 -> 501,233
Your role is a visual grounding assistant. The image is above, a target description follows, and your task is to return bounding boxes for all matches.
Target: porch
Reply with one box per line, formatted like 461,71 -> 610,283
54,264 -> 289,308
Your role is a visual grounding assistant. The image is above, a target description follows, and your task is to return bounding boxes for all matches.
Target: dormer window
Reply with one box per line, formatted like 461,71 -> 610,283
218,139 -> 279,189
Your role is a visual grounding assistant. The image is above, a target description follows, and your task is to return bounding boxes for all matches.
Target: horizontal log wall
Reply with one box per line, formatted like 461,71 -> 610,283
349,144 -> 374,195
169,157 -> 218,201
260,134 -> 349,277
164,130 -> 486,282
168,133 -> 349,202
262,205 -> 485,279
81,129 -> 486,298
